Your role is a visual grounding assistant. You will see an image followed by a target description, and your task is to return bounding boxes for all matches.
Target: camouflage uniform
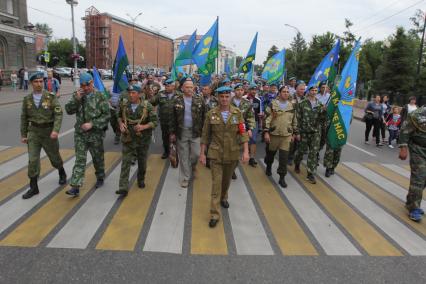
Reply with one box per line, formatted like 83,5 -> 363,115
118,98 -> 158,192
231,97 -> 256,130
323,143 -> 342,170
288,95 -> 304,164
170,92 -> 206,184
204,95 -> 219,112
20,91 -> 64,178
294,98 -> 326,175
201,106 -> 249,221
398,106 -> 426,211
149,90 -> 176,156
65,90 -> 111,187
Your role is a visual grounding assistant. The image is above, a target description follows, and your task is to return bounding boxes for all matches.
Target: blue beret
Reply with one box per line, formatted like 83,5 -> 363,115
216,86 -> 233,94
319,80 -> 328,87
179,76 -> 193,87
268,83 -> 278,87
29,72 -> 44,82
164,78 -> 174,85
248,83 -> 258,90
127,84 -> 141,92
289,77 -> 296,81
222,78 -> 230,83
79,73 -> 93,85
308,85 -> 317,91
233,83 -> 243,89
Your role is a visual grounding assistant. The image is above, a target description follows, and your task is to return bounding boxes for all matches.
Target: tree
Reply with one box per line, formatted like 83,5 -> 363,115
263,45 -> 280,66
35,23 -> 53,38
47,38 -> 86,67
286,32 -> 308,80
357,39 -> 384,99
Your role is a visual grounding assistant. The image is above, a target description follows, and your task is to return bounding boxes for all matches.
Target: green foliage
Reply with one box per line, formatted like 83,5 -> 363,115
35,23 -> 53,37
47,38 -> 86,68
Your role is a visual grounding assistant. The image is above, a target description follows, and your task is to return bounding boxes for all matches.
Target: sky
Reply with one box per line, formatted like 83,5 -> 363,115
27,0 -> 426,64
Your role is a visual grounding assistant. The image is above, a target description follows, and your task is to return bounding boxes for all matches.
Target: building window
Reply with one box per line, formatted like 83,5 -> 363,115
0,37 -> 6,69
6,0 -> 13,14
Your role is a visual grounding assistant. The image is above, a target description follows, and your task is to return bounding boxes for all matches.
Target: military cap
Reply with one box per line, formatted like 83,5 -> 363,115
268,83 -> 278,87
164,78 -> 174,85
288,77 -> 296,81
308,85 -> 317,91
29,72 -> 44,82
319,80 -> 328,87
179,76 -> 193,87
127,84 -> 142,92
248,83 -> 258,90
79,73 -> 93,85
233,83 -> 243,90
216,86 -> 233,94
222,78 -> 230,83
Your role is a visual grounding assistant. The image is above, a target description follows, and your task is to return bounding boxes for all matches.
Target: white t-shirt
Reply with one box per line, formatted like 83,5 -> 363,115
407,104 -> 417,114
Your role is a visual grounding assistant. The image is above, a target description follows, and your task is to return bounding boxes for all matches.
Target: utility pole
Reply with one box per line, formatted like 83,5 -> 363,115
126,12 -> 142,77
150,26 -> 167,72
66,0 -> 79,89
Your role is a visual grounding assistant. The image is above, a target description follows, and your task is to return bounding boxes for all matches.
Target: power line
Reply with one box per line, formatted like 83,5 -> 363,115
28,6 -> 70,21
355,0 -> 402,25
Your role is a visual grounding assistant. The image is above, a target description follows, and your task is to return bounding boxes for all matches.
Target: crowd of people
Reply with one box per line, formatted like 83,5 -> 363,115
19,70 -> 426,224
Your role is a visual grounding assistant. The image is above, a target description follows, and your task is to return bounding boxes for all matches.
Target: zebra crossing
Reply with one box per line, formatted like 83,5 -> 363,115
0,146 -> 424,256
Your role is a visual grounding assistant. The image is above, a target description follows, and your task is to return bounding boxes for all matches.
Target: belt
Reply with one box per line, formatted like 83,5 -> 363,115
29,121 -> 54,128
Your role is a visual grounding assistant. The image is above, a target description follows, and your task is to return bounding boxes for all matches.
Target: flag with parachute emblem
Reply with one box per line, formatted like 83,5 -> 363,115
175,30 -> 197,66
192,18 -> 219,75
176,41 -> 192,66
112,35 -> 129,93
238,32 -> 258,74
327,40 -> 361,149
261,49 -> 286,84
92,66 -> 109,99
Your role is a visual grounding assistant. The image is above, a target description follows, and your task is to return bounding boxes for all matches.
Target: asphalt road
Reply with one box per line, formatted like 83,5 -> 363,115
0,98 -> 424,284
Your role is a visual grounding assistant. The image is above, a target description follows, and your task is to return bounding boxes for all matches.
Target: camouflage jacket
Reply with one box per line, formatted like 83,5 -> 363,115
149,90 -> 176,124
20,91 -> 63,137
201,106 -> 249,162
204,95 -> 219,113
231,97 -> 256,130
264,99 -> 298,136
296,97 -> 326,134
118,98 -> 158,143
170,93 -> 206,139
65,90 -> 111,135
399,106 -> 426,149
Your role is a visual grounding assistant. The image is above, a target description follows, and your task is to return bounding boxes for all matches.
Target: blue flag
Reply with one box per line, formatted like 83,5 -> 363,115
113,35 -> 129,93
262,49 -> 286,84
192,18 -> 219,75
200,73 -> 212,86
92,66 -> 109,98
244,65 -> 254,83
224,58 -> 231,76
239,32 -> 258,74
307,39 -> 340,90
175,30 -> 197,66
177,41 -> 192,66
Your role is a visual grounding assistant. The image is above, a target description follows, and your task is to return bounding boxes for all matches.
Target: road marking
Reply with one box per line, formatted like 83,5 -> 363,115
264,161 -> 360,256
0,150 -> 47,180
290,165 -> 401,256
347,143 -> 376,157
0,157 -> 77,235
343,162 -> 426,212
364,163 -> 409,189
319,165 -> 425,255
96,155 -> 165,251
402,165 -> 410,171
191,164 -> 227,255
0,147 -> 27,164
58,128 -> 75,139
143,167 -> 187,254
228,168 -> 273,255
0,152 -> 119,247
336,164 -> 426,238
47,162 -> 135,249
382,164 -> 410,179
242,164 -> 317,256
0,150 -> 74,203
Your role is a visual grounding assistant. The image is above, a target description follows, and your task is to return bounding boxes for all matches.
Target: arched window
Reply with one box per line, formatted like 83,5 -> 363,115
0,37 -> 7,69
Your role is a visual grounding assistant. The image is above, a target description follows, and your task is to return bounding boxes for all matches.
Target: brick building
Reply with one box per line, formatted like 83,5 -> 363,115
83,6 -> 173,72
0,0 -> 36,72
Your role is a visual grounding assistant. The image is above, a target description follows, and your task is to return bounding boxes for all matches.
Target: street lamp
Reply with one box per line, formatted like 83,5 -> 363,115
284,23 -> 302,36
66,0 -> 79,89
150,26 -> 167,71
126,12 -> 142,76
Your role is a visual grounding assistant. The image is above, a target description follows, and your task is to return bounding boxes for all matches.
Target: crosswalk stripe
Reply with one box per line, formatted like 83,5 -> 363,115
290,165 -> 400,256
382,164 -> 410,179
0,152 -> 120,247
343,162 -> 426,213
241,164 -> 317,255
191,164 -> 228,255
363,163 -> 410,190
264,161 -> 361,256
0,156 -> 77,236
336,164 -> 426,238
228,168 -> 273,255
0,147 -> 27,164
143,167 -> 187,254
0,150 -> 74,203
96,155 -> 165,251
47,162 -> 135,249
402,165 -> 411,171
318,164 -> 426,255
0,150 -> 47,181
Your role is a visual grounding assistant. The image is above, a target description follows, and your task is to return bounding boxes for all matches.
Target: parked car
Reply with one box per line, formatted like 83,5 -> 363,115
54,67 -> 71,78
100,69 -> 113,80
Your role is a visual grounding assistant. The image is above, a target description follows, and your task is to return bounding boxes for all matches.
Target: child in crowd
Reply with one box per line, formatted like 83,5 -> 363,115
386,106 -> 401,148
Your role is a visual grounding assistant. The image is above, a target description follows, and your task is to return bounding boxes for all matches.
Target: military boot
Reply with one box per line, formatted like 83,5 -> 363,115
306,173 -> 317,184
95,178 -> 104,188
294,163 -> 301,174
278,175 -> 287,188
325,168 -> 332,178
58,167 -> 67,185
22,177 -> 39,199
265,164 -> 272,176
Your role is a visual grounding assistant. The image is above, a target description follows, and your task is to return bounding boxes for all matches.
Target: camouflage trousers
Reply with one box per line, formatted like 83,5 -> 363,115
406,145 -> 426,211
294,132 -> 320,174
319,121 -> 328,151
118,139 -> 150,192
109,108 -> 120,136
323,142 -> 342,170
27,128 -> 63,178
70,132 -> 105,187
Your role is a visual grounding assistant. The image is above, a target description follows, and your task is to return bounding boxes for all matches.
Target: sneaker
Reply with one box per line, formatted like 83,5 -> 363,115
376,143 -> 383,147
180,180 -> 189,188
388,145 -> 394,149
409,208 -> 423,222
65,187 -> 79,197
364,141 -> 369,145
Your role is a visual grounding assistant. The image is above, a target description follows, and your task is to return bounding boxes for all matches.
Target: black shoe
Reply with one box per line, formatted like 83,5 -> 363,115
22,177 -> 39,199
114,135 -> 120,145
115,189 -> 128,197
265,165 -> 272,176
65,187 -> 79,197
95,179 -> 104,188
249,158 -> 256,167
161,152 -> 168,159
325,168 -> 332,178
306,173 -> 317,184
232,172 -> 237,179
221,200 -> 230,209
294,164 -> 300,174
58,167 -> 67,185
278,175 -> 287,188
209,219 -> 218,228
330,168 -> 335,175
138,181 -> 145,189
